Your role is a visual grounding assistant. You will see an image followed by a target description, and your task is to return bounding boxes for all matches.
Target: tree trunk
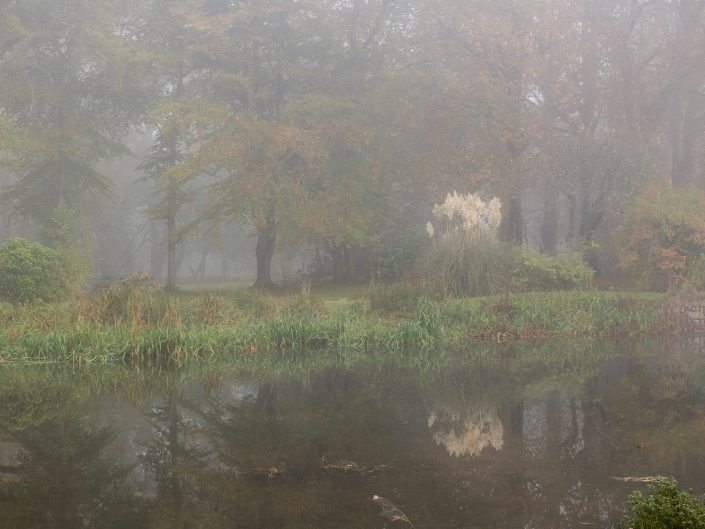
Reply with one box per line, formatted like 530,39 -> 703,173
331,246 -> 343,282
254,223 -> 276,289
165,62 -> 184,293
499,196 -> 524,245
545,391 -> 562,528
669,0 -> 705,187
331,245 -> 356,283
671,97 -> 700,187
348,247 -> 356,281
166,213 -> 177,292
540,197 -> 559,256
192,249 -> 208,280
500,401 -> 525,527
149,220 -> 165,280
578,188 -> 603,242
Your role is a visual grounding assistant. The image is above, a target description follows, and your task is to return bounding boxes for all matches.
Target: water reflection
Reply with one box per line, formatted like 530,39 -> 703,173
1,338 -> 705,529
429,407 -> 504,457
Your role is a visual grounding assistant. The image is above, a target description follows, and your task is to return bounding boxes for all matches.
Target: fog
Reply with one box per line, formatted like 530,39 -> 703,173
0,0 -> 702,291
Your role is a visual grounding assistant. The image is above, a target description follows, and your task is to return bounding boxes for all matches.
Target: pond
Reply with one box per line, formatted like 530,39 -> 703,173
1,338 -> 705,528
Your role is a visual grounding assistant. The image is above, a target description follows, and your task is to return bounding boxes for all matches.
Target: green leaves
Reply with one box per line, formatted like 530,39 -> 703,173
0,238 -> 68,304
0,0 -> 145,230
621,478 -> 705,529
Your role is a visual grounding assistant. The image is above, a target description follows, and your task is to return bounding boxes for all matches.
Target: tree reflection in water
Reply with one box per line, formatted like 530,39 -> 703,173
1,338 -> 705,528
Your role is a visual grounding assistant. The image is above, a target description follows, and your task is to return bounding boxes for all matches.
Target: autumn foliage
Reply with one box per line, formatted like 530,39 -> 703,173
617,187 -> 705,290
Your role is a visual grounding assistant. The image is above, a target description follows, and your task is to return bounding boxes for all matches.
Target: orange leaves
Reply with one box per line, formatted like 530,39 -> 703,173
200,113 -> 331,231
656,247 -> 687,272
616,185 -> 705,289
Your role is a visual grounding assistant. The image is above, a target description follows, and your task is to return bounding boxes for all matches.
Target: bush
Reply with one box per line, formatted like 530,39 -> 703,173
0,238 -> 69,304
371,232 -> 428,282
510,251 -> 593,292
620,478 -> 705,529
617,186 -> 705,290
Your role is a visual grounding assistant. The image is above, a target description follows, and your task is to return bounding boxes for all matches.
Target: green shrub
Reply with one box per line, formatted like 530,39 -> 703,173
620,478 -> 705,529
510,251 -> 593,292
0,238 -> 68,304
371,232 -> 428,282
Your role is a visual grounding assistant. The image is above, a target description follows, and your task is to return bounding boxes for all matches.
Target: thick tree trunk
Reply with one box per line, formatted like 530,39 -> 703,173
254,224 -> 276,289
671,97 -> 700,187
331,245 -> 357,283
499,196 -> 524,245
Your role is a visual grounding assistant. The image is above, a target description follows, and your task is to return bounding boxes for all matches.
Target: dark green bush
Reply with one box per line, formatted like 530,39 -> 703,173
0,238 -> 68,304
510,251 -> 593,292
371,232 -> 428,282
620,478 -> 705,529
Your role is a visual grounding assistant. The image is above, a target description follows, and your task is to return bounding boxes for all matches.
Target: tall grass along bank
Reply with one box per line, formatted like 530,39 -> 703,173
0,285 -> 690,365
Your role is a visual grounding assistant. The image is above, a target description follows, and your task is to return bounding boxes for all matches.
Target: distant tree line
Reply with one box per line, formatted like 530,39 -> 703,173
1,0 -> 704,289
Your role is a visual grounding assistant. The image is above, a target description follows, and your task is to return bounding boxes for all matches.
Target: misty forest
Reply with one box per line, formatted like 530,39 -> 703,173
4,1 -> 705,528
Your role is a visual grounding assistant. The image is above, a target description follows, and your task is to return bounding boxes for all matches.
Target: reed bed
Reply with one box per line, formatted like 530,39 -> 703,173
0,284 -> 683,365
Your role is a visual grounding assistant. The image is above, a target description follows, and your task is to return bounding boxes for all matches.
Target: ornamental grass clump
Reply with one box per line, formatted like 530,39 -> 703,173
423,192 -> 511,297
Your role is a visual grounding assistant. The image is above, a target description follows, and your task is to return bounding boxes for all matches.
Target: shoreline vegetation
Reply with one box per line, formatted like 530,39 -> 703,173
0,283 -> 698,366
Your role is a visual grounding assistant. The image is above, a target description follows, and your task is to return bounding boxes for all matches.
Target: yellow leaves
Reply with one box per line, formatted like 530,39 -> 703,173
656,247 -> 687,272
177,7 -> 249,40
204,116 -> 328,213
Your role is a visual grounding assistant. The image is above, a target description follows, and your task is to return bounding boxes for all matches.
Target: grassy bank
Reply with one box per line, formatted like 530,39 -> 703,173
0,284 -> 688,365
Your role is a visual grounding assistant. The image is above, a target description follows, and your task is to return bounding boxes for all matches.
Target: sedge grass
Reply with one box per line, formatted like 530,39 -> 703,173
0,286 -> 686,365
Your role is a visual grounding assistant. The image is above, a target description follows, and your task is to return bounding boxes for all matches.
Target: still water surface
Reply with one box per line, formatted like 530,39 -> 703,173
2,339 -> 705,528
